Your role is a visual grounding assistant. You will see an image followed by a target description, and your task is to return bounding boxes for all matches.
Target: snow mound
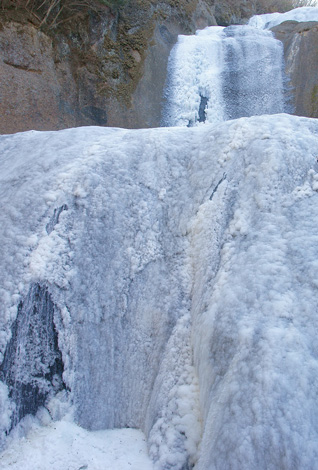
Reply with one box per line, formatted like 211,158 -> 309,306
0,415 -> 153,470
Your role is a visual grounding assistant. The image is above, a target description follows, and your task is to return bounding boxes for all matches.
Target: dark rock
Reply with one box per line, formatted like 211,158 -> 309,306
0,284 -> 65,427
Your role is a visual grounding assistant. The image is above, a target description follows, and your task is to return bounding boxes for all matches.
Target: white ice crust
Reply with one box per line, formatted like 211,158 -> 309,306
1,113 -> 318,469
249,6 -> 318,29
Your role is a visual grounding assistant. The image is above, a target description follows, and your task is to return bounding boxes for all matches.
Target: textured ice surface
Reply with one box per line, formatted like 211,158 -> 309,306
1,114 -> 318,468
163,5 -> 318,129
249,6 -> 318,29
0,413 -> 154,470
162,25 -> 285,126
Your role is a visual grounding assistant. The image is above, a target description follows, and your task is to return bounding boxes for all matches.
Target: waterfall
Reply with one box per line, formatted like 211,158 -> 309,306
162,24 -> 285,127
2,7 -> 318,470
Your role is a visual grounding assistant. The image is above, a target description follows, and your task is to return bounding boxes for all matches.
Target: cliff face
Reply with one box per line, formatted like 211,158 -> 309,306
272,20 -> 318,119
0,0 -> 216,133
1,2 -> 318,134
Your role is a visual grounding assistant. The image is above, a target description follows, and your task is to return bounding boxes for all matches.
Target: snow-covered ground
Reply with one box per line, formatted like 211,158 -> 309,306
1,113 -> 318,469
1,413 -> 154,470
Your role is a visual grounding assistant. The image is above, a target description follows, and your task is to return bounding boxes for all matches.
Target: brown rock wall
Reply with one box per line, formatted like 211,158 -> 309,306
272,20 -> 318,118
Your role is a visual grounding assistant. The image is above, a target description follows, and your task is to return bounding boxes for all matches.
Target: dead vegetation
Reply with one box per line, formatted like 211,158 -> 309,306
0,0 -> 127,29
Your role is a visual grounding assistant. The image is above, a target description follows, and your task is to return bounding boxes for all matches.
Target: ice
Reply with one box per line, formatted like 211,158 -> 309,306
163,5 -> 318,129
1,114 -> 318,468
249,6 -> 318,29
162,24 -> 285,127
1,6 -> 318,468
161,27 -> 226,126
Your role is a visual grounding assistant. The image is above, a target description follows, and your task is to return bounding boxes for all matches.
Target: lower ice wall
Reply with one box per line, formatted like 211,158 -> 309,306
1,115 -> 318,469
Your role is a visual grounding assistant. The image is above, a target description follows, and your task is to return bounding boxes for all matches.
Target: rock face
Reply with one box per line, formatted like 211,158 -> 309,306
272,20 -> 318,118
0,0 -> 216,134
0,22 -> 81,134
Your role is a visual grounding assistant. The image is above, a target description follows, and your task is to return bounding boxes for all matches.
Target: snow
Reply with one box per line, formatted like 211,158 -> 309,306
0,411 -> 154,470
1,114 -> 318,468
249,6 -> 318,29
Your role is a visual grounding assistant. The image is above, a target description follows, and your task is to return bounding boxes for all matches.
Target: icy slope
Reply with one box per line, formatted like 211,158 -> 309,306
1,114 -> 318,469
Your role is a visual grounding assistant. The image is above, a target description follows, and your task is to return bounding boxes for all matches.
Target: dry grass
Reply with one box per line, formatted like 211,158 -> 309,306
0,0 -> 127,28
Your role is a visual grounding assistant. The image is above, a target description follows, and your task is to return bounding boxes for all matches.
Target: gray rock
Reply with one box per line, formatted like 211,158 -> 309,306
272,20 -> 318,118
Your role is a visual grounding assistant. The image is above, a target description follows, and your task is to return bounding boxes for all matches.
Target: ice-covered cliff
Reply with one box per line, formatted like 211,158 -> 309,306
1,113 -> 318,469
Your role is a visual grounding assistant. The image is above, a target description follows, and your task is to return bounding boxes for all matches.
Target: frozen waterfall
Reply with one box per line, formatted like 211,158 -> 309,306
2,7 -> 318,470
1,115 -> 318,470
162,24 -> 285,126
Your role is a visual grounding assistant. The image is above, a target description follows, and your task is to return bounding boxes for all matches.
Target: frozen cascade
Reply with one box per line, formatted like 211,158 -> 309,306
222,26 -> 285,120
1,7 -> 318,470
162,25 -> 285,126
1,115 -> 318,470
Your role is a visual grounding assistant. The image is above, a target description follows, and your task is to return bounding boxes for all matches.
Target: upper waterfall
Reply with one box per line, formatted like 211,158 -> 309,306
162,24 -> 285,127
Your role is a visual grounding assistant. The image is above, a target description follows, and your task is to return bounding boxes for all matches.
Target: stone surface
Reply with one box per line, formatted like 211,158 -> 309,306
272,20 -> 318,118
0,22 -> 70,134
0,21 -> 110,134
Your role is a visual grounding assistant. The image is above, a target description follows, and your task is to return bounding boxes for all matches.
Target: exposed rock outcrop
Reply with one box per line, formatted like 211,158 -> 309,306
272,20 -> 318,118
0,0 -> 216,134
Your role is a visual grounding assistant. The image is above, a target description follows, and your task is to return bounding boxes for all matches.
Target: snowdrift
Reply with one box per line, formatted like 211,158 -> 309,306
1,114 -> 318,469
